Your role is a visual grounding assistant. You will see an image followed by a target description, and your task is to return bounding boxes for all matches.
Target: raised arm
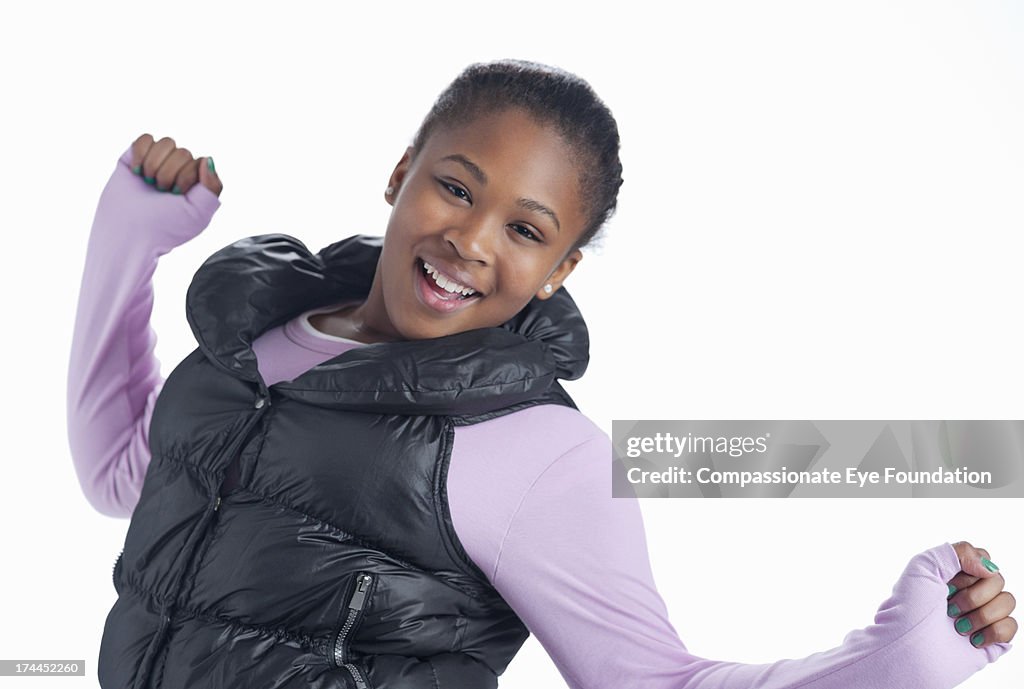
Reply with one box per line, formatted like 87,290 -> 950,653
449,414 -> 1014,688
66,136 -> 222,517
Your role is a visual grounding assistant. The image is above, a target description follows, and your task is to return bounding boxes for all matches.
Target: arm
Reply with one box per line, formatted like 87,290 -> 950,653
66,144 -> 221,517
450,421 -> 1011,688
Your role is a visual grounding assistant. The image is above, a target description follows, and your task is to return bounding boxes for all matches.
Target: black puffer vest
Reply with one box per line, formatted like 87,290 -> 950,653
98,233 -> 590,689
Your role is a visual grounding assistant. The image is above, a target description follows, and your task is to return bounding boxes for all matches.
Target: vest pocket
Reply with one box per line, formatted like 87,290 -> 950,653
331,572 -> 375,689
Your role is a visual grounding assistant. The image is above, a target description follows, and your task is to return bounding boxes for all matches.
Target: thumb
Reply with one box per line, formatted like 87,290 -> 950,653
953,541 -> 1001,579
181,156 -> 223,224
197,156 -> 224,198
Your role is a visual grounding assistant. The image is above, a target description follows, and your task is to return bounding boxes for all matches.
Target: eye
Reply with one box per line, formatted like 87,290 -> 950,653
509,223 -> 542,242
439,179 -> 470,202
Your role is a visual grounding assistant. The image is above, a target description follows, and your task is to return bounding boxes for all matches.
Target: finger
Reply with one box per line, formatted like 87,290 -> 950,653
197,156 -> 224,198
171,158 -> 200,195
141,137 -> 177,185
946,572 -> 980,598
967,615 -> 1018,648
952,591 -> 1016,638
130,133 -> 155,175
154,147 -> 194,192
949,573 -> 1007,616
952,541 -> 1001,579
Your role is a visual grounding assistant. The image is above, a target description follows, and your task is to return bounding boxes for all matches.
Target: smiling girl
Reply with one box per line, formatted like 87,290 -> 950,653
339,106 -> 590,340
68,60 -> 1015,689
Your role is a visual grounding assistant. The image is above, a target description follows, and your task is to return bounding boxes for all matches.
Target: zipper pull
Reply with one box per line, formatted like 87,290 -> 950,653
348,574 -> 372,611
213,496 -> 222,512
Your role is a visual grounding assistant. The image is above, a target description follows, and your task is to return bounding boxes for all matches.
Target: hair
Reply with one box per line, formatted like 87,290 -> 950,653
411,59 -> 623,251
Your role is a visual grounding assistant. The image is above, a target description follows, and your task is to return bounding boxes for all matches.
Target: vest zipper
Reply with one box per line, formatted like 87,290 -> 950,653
219,393 -> 271,497
134,397 -> 271,689
112,549 -> 124,592
332,572 -> 374,688
342,662 -> 368,689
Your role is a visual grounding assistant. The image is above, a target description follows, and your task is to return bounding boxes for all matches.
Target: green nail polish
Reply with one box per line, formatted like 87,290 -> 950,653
955,617 -> 972,634
132,165 -> 142,175
144,176 -> 156,185
981,558 -> 999,573
971,632 -> 984,647
207,157 -> 216,174
947,603 -> 961,618
947,584 -> 957,598
171,184 -> 181,195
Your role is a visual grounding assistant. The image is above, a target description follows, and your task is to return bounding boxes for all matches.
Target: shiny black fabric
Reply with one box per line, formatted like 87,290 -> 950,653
98,234 -> 590,689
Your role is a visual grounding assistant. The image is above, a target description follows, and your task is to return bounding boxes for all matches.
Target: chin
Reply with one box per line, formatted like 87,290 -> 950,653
386,289 -> 484,341
384,306 -> 457,341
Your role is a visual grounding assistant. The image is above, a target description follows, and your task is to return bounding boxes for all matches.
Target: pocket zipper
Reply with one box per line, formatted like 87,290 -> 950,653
333,573 -> 374,688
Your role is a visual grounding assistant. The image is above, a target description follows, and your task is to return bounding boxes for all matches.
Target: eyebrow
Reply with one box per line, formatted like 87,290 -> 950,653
442,154 -> 487,185
440,153 -> 562,232
516,197 -> 561,232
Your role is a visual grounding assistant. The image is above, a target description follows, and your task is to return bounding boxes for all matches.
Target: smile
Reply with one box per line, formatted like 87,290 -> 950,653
414,258 -> 483,314
422,260 -> 478,297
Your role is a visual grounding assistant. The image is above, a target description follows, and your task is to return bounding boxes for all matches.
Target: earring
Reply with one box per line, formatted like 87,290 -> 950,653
385,186 -> 394,196
544,284 -> 553,294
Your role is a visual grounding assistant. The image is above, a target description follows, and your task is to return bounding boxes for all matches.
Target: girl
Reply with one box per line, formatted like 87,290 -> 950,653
68,60 -> 1016,688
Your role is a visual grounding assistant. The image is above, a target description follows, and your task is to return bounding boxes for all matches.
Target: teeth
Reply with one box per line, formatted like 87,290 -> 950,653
422,260 -> 478,296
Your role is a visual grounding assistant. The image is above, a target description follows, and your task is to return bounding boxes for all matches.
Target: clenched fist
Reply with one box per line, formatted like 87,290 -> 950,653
948,541 -> 1018,648
95,134 -> 224,255
130,133 -> 223,197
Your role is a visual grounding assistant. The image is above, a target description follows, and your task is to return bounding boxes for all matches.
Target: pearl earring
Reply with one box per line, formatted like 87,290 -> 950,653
544,284 -> 553,294
385,186 -> 394,195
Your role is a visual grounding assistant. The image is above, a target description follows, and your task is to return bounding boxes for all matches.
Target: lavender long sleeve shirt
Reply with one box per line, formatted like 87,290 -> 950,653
67,148 -> 1011,688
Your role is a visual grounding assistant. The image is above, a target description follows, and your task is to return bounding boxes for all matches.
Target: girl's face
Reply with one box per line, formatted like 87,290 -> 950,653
367,108 -> 589,341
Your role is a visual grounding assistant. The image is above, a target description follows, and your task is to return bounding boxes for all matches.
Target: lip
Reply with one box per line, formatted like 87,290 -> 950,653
414,258 -> 483,314
418,256 -> 484,295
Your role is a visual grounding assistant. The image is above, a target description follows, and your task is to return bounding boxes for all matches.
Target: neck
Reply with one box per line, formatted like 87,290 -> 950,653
312,274 -> 404,344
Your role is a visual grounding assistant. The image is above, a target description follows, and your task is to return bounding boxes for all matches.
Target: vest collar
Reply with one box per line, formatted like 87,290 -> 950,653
185,234 -> 590,416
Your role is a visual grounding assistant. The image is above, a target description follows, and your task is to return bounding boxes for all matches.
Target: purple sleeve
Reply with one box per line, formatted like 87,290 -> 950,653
66,147 -> 220,517
447,410 -> 1011,688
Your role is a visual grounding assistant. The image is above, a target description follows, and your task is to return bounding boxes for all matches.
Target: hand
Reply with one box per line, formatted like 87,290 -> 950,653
96,134 -> 223,253
947,541 -> 1018,648
130,133 -> 223,197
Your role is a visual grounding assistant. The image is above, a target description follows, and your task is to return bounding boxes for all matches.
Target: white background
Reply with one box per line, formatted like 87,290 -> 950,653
1,1 -> 1022,687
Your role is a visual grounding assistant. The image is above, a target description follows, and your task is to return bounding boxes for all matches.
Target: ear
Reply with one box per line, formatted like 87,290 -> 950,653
385,146 -> 415,206
536,249 -> 583,300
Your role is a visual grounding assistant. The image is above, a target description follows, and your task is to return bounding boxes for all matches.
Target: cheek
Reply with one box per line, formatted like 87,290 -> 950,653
511,251 -> 558,286
494,258 -> 546,304
394,183 -> 454,232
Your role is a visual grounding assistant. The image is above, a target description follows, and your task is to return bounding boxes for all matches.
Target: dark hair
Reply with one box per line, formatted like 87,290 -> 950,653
412,59 -> 623,251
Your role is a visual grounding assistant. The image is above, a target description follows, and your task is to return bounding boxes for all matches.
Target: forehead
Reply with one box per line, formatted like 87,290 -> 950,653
417,110 -> 587,230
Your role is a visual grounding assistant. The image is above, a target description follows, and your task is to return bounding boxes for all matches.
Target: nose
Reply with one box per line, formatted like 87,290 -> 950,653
442,212 -> 495,264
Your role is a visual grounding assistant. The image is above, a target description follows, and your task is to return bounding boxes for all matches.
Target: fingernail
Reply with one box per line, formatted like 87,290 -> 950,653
955,617 -> 973,634
171,184 -> 181,195
947,584 -> 957,598
207,157 -> 216,174
971,631 -> 985,647
132,165 -> 142,175
981,558 -> 999,573
144,176 -> 156,185
947,603 -> 961,618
